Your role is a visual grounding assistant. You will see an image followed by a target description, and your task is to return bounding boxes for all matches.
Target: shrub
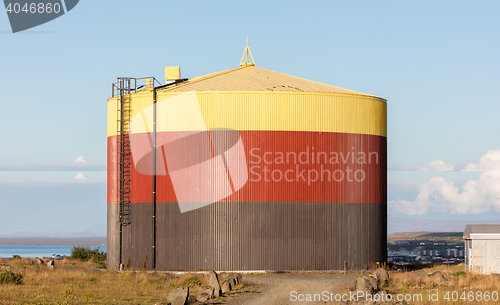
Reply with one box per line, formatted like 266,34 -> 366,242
11,255 -> 21,260
0,270 -> 23,285
70,246 -> 107,263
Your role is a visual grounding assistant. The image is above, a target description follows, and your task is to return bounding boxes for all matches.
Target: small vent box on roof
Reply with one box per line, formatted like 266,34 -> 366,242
165,66 -> 181,83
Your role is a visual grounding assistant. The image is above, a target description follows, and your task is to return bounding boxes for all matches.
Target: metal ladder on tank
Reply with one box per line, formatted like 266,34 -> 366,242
113,77 -> 161,226
115,78 -> 133,227
112,77 -> 162,268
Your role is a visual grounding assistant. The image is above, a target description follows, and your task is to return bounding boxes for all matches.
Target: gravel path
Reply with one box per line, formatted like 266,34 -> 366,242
224,272 -> 361,305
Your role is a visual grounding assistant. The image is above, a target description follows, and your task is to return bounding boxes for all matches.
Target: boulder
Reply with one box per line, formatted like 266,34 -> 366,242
167,287 -> 189,305
425,271 -> 445,285
228,276 -> 237,287
236,273 -> 242,284
187,295 -> 197,304
366,274 -> 379,291
206,270 -> 221,297
221,281 -> 232,294
47,260 -> 55,269
197,287 -> 214,302
356,277 -> 374,295
34,258 -> 44,265
219,273 -> 239,285
374,268 -> 389,286
22,258 -> 42,265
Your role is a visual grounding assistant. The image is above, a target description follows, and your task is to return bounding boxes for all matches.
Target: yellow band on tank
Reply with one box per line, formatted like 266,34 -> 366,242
107,91 -> 387,137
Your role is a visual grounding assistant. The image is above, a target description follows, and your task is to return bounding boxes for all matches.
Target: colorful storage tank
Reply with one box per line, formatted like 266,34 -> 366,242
107,62 -> 387,271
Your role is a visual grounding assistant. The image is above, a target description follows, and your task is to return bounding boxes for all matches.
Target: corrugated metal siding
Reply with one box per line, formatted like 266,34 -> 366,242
113,201 -> 386,270
107,136 -> 117,205
109,92 -> 387,137
121,203 -> 154,269
194,92 -> 386,136
152,201 -> 385,270
109,132 -> 386,204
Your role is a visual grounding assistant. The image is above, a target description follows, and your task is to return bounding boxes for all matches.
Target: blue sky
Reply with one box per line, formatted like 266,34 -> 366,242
1,1 -> 499,236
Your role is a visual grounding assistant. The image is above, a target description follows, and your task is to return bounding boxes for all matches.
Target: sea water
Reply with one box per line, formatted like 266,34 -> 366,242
0,245 -> 107,258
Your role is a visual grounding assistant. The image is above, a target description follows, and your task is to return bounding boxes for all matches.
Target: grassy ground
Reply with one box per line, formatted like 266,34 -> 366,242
383,264 -> 500,305
2,257 -> 499,305
0,257 -> 236,305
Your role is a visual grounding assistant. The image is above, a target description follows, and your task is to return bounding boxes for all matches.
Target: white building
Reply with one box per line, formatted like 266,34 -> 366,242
464,224 -> 500,274
421,249 -> 440,257
446,248 -> 464,257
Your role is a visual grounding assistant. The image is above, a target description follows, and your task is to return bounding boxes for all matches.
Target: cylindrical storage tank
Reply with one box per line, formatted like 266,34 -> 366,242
107,65 -> 387,270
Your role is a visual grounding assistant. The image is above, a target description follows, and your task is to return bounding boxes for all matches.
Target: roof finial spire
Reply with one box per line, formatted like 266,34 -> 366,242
240,36 -> 255,66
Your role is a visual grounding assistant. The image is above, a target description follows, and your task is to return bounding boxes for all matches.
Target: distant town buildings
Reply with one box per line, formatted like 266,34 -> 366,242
387,237 -> 465,266
464,224 -> 500,274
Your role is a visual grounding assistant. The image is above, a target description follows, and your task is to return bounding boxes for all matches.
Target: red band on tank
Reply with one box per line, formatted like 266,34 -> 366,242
108,131 -> 386,205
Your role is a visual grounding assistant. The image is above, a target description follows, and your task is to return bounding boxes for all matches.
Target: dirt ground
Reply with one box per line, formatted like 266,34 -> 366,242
223,272 -> 361,305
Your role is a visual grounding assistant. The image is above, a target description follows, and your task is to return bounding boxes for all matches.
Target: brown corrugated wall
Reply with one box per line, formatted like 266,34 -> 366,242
107,201 -> 386,270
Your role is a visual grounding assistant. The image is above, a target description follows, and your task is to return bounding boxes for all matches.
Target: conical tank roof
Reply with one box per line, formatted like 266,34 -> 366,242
159,65 -> 385,100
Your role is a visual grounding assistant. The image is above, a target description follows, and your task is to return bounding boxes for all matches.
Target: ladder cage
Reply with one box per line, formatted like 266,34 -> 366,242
112,77 -> 161,226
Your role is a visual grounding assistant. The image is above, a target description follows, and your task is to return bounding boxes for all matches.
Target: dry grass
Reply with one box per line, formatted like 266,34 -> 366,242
384,264 -> 500,304
0,257 -> 225,305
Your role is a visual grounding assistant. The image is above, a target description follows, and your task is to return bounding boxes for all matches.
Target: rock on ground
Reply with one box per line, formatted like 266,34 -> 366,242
167,287 -> 189,305
21,258 -> 43,265
356,277 -> 374,295
229,276 -> 237,287
221,281 -> 232,294
366,275 -> 379,291
426,271 -> 445,284
197,287 -> 215,302
374,268 -> 389,286
207,270 -> 222,297
47,260 -> 55,270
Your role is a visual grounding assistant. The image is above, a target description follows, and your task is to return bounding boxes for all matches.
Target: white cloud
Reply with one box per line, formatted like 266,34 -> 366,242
74,156 -> 90,163
390,150 -> 500,215
74,172 -> 90,180
464,149 -> 500,170
419,160 -> 455,171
